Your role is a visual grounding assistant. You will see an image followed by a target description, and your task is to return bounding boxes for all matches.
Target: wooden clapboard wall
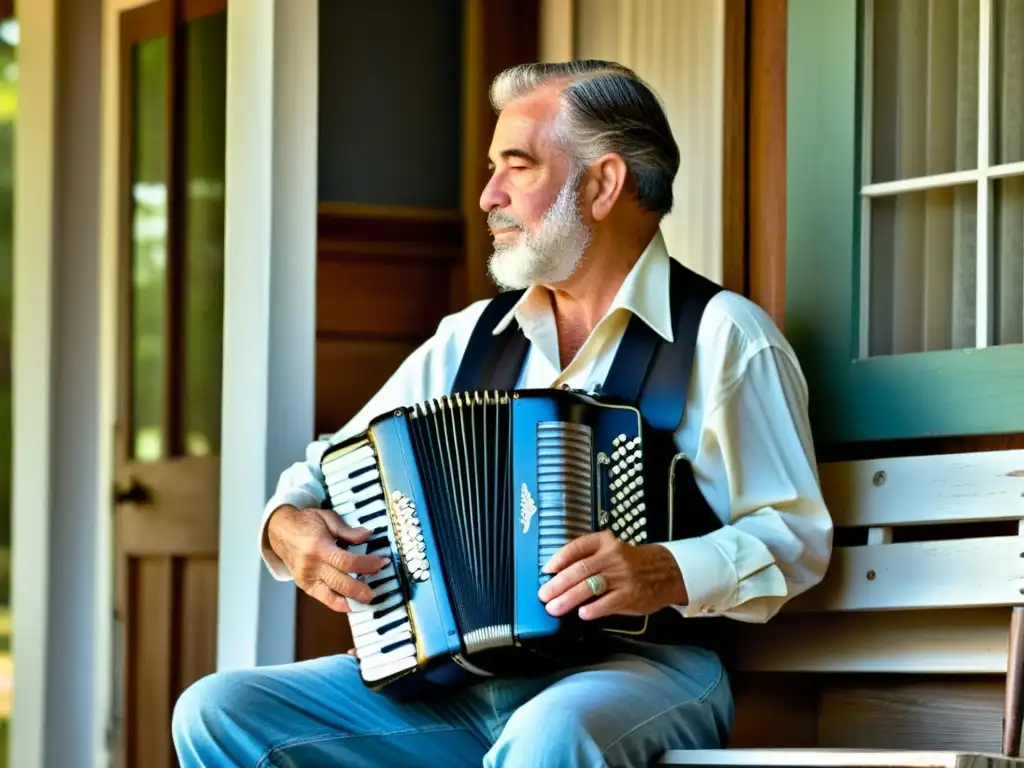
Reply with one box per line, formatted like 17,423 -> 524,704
296,203 -> 464,660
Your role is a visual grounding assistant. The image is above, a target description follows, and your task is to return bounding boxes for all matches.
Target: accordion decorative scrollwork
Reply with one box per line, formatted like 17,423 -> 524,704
519,483 -> 536,534
390,490 -> 429,582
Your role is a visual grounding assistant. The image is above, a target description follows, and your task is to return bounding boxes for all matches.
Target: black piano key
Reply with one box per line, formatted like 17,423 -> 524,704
349,463 -> 378,480
365,536 -> 390,554
376,617 -> 407,634
358,509 -> 387,525
381,637 -> 414,655
366,575 -> 392,590
354,494 -> 384,510
351,477 -> 381,495
369,588 -> 401,606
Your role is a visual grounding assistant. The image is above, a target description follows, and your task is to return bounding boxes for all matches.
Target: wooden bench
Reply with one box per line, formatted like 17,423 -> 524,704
662,448 -> 1024,767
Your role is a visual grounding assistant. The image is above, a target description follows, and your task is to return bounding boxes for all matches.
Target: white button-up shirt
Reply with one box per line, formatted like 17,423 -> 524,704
260,230 -> 833,624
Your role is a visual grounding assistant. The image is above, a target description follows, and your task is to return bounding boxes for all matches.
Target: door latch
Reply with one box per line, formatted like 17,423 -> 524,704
113,477 -> 153,506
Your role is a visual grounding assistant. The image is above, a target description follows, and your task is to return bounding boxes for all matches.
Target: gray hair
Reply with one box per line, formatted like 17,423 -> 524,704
489,60 -> 679,216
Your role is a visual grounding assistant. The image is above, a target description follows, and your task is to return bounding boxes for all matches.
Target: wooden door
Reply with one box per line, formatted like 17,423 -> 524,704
113,2 -> 226,766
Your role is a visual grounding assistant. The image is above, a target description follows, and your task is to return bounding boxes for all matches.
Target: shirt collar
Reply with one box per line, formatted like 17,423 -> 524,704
490,228 -> 674,342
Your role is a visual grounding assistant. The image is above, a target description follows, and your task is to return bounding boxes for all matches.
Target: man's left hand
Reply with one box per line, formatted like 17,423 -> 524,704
537,530 -> 689,620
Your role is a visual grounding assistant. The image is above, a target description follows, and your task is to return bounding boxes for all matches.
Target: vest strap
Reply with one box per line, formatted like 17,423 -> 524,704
639,259 -> 723,432
450,290 -> 528,393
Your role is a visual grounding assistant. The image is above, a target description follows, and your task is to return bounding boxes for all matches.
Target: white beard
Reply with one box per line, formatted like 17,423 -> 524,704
487,173 -> 592,291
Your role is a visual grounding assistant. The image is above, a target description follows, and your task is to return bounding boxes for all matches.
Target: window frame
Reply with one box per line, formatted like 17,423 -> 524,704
785,0 -> 1024,447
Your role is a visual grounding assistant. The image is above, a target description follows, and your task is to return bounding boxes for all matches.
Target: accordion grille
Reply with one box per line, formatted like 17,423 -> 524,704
536,422 -> 593,580
408,393 -> 514,649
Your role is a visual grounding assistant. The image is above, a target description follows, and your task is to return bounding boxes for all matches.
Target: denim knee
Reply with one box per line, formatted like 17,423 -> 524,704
172,668 -> 252,747
485,704 -> 602,768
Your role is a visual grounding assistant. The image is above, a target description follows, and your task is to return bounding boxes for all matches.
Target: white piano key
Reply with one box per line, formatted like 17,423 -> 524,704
337,498 -> 388,525
329,482 -> 385,508
349,594 -> 407,629
352,618 -> 407,647
323,450 -> 375,475
354,625 -> 413,659
326,466 -> 381,496
358,562 -> 397,585
362,577 -> 401,605
324,454 -> 378,483
348,598 -> 405,627
361,641 -> 416,674
361,653 -> 418,684
322,442 -> 373,469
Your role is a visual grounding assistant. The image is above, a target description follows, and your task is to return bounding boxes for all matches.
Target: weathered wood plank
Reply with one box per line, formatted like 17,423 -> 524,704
732,609 -> 1011,674
819,450 -> 1024,528
790,537 -> 1024,612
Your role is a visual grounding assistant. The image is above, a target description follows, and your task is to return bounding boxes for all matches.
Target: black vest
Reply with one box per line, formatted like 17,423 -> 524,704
450,258 -> 734,654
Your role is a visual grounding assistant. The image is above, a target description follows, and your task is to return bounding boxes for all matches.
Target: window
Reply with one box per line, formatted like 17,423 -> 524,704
786,0 -> 1024,446
862,0 -> 1023,357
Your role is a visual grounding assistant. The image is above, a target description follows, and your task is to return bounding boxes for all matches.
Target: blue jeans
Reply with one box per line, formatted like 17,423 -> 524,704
172,639 -> 733,767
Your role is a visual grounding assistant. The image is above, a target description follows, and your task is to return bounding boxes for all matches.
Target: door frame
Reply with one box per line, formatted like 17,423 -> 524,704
112,0 -> 318,687
113,4 -> 229,764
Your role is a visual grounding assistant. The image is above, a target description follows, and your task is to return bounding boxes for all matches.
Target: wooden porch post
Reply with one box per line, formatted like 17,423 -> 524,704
216,0 -> 319,670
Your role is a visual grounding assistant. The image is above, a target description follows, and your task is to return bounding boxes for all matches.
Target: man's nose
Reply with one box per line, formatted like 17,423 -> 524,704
479,174 -> 510,213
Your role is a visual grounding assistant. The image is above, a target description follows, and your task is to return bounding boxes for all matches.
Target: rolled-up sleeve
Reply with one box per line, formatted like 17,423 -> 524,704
257,299 -> 492,581
259,437 -> 334,580
661,345 -> 833,623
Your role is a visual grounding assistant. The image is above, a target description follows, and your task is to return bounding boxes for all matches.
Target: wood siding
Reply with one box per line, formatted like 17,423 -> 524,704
297,203 -> 463,661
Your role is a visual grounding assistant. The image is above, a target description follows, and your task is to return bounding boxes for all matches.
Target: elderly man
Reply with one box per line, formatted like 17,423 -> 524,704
173,60 -> 831,767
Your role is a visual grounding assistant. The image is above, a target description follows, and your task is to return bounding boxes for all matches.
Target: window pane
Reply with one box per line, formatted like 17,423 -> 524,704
867,185 -> 978,355
870,0 -> 979,184
994,175 -> 1024,344
131,37 -> 167,462
0,16 -> 14,767
993,0 -> 1024,166
182,12 -> 226,457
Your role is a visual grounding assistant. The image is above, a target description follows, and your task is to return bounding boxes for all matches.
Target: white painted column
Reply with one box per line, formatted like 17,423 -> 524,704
217,0 -> 319,670
11,0 -> 105,766
9,1 -> 57,765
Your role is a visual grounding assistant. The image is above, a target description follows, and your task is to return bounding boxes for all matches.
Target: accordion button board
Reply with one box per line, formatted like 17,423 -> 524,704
320,388 -> 651,694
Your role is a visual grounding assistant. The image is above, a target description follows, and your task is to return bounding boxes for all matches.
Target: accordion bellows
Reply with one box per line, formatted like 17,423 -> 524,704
321,388 -> 651,694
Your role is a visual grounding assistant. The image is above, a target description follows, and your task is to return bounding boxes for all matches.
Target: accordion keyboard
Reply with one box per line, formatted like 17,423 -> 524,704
321,439 -> 417,684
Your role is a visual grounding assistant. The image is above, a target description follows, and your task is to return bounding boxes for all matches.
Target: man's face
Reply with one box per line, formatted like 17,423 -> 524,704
479,88 -> 591,291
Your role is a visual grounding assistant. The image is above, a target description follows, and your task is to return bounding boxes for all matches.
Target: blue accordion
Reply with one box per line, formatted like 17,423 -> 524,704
320,387 -> 658,696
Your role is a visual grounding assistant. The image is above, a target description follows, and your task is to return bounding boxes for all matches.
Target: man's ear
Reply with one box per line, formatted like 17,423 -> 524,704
585,153 -> 628,221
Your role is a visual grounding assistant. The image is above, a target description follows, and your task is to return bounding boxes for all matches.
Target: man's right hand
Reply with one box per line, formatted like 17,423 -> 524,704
267,505 -> 389,613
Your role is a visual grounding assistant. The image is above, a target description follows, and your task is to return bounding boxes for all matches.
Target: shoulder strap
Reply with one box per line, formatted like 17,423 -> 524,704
639,259 -> 722,432
600,311 -> 661,404
450,290 -> 530,393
